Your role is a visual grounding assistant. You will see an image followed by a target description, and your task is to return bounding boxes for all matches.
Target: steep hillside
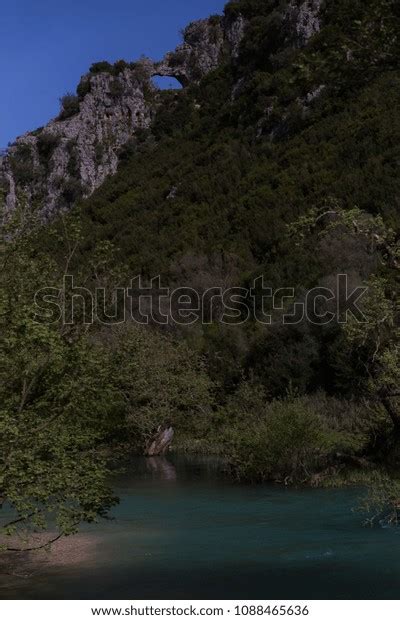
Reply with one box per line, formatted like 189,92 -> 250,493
19,0 -> 400,400
2,0 -> 400,499
75,0 -> 400,280
0,1 -> 327,218
0,13 -> 247,217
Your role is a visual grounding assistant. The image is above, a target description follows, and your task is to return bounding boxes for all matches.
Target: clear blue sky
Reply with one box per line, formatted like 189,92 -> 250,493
0,0 -> 226,146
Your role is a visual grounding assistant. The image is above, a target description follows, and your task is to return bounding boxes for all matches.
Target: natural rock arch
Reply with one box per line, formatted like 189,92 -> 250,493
152,64 -> 190,88
151,75 -> 184,90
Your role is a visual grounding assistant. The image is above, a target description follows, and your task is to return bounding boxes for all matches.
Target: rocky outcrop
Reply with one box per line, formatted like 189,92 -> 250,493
285,0 -> 322,47
1,68 -> 154,217
0,1 -> 323,218
156,18 -> 226,87
155,14 -> 246,86
225,14 -> 247,58
0,13 -> 246,218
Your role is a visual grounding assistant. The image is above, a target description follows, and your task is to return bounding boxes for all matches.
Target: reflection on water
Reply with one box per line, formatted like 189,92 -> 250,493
1,455 -> 400,600
146,457 -> 177,481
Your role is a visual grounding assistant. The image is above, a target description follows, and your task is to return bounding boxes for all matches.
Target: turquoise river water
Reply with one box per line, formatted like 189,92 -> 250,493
1,455 -> 400,599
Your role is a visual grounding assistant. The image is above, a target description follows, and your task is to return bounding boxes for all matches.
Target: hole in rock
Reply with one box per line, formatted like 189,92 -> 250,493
152,76 -> 183,90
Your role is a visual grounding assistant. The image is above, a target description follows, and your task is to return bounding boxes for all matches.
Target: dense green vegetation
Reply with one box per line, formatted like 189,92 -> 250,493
75,0 -> 400,484
77,1 -> 400,398
2,0 -> 400,546
0,204 -> 213,548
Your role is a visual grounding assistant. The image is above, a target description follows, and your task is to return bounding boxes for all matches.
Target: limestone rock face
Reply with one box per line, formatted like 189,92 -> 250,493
225,14 -> 247,58
0,12 -> 247,218
1,69 -> 154,217
285,0 -> 322,47
155,15 -> 246,86
0,2 -> 323,218
56,71 -> 152,193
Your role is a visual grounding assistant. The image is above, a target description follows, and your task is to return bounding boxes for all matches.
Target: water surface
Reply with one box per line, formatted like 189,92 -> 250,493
1,455 -> 399,599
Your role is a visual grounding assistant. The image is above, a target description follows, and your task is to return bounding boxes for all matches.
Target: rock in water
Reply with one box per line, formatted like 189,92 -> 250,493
146,427 -> 174,456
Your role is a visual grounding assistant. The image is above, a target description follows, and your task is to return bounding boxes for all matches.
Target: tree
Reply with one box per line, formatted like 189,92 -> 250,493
0,201 -> 119,551
0,197 -> 215,549
108,323 -> 214,452
293,204 -> 400,430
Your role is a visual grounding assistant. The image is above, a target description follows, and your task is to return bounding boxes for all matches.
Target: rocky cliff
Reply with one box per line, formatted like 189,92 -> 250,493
0,1 -> 322,218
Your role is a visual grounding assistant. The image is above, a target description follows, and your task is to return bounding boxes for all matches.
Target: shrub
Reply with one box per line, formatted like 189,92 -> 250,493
37,132 -> 60,169
9,143 -> 36,185
0,175 -> 10,196
118,138 -> 138,161
61,178 -> 84,205
209,14 -> 222,27
224,1 -> 242,19
89,60 -> 114,74
113,59 -> 129,75
223,388 -> 379,484
95,141 -> 105,165
31,126 -> 44,137
168,49 -> 187,68
109,78 -> 125,99
360,473 -> 400,526
246,322 -> 320,398
226,396 -> 328,483
183,22 -> 207,45
66,140 -> 80,177
130,59 -> 152,83
224,0 -> 286,20
59,93 -> 80,120
77,77 -> 91,99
